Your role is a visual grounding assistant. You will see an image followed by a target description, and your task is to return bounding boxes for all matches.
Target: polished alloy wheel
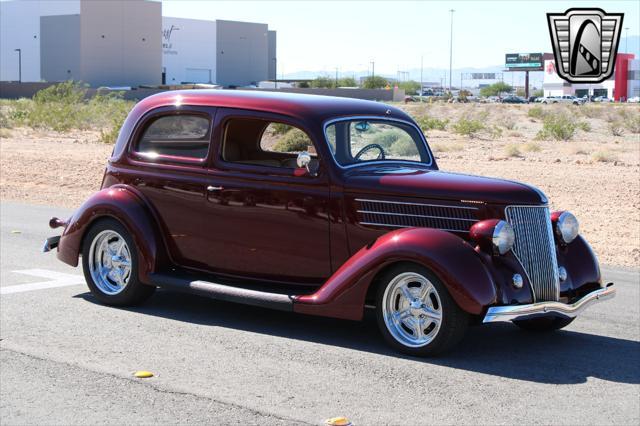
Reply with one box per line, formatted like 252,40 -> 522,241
382,272 -> 443,348
88,230 -> 132,295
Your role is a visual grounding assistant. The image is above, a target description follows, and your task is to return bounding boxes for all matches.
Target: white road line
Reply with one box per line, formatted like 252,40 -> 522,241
1,269 -> 85,295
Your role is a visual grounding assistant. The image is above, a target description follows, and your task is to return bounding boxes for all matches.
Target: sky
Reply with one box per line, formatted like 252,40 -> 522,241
162,0 -> 640,78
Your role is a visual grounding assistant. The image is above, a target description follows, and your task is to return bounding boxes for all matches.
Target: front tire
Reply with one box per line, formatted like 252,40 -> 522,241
375,264 -> 468,356
513,316 -> 574,331
82,218 -> 155,306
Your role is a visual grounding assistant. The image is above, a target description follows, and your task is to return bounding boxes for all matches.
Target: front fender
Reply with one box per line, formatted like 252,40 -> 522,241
57,185 -> 166,282
294,227 -> 498,320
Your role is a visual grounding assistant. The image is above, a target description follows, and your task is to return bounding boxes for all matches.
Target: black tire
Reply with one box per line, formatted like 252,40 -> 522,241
375,263 -> 468,357
513,316 -> 575,331
82,218 -> 155,306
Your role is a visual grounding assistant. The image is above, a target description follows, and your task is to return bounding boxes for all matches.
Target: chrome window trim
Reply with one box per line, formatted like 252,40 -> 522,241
322,115 -> 434,169
355,198 -> 479,210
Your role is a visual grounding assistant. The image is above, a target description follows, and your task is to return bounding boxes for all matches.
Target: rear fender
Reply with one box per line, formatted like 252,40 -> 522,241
294,227 -> 498,320
57,185 -> 166,282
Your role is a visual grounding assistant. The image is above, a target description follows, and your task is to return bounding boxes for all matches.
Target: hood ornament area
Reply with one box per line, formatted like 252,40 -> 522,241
547,8 -> 623,84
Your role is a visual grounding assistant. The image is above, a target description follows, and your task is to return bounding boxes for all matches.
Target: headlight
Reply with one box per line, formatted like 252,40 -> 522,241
492,221 -> 515,255
554,211 -> 579,244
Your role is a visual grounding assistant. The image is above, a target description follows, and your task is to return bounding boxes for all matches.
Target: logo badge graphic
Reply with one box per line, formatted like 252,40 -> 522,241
547,8 -> 623,83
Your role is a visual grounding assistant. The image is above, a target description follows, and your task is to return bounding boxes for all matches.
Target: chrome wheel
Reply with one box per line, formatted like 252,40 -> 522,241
382,272 -> 443,348
88,230 -> 132,295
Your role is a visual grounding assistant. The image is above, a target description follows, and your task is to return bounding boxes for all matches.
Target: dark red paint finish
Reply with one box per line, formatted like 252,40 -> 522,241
54,90 -> 602,320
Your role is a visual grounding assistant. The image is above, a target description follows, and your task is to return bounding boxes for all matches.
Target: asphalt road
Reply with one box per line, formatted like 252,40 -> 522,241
1,201 -> 639,425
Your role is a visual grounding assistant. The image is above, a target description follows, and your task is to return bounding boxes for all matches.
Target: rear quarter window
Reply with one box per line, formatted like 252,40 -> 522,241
136,114 -> 211,159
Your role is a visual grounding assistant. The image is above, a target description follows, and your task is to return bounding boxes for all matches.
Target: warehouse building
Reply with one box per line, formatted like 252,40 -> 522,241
0,0 -> 277,88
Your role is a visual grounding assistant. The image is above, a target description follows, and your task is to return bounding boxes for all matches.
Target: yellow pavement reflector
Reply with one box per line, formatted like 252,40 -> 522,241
11,230 -> 21,234
325,417 -> 352,426
133,371 -> 154,378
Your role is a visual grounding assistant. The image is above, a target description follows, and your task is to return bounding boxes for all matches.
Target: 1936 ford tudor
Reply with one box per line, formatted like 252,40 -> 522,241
44,90 -> 615,355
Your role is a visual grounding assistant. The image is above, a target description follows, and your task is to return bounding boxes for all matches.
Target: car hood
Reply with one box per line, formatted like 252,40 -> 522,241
343,166 -> 547,205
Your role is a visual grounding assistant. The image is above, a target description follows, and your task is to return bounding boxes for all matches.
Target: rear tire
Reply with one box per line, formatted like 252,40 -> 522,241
375,263 -> 468,356
82,218 -> 155,306
513,316 -> 574,331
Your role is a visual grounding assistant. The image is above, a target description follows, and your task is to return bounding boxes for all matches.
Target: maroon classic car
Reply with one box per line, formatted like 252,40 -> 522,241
44,90 -> 615,355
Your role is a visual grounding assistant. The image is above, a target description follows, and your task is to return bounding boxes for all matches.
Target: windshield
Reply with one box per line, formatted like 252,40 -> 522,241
325,119 -> 431,167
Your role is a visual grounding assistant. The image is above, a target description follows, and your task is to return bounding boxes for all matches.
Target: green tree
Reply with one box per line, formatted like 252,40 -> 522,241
516,88 -> 526,97
533,89 -> 543,97
362,76 -> 389,89
479,82 -> 513,97
310,76 -> 335,88
397,80 -> 420,95
337,77 -> 357,87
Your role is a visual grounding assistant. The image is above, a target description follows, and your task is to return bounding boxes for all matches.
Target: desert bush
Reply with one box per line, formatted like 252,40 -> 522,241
527,106 -> 545,120
0,128 -> 11,138
451,116 -> 484,138
270,122 -> 292,135
273,128 -> 311,152
623,112 -> 640,133
369,129 -> 405,148
487,125 -> 503,139
536,113 -> 577,141
576,121 -> 591,132
390,136 -> 419,157
497,115 -> 517,130
431,143 -> 464,153
504,143 -> 522,157
416,114 -> 449,131
608,121 -> 625,136
581,105 -> 602,119
523,142 -> 541,152
591,150 -> 617,163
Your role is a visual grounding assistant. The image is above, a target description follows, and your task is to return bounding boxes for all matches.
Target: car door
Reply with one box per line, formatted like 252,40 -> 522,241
125,105 -> 218,270
200,108 -> 332,285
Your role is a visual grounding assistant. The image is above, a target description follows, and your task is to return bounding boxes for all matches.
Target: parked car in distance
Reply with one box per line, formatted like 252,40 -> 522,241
541,95 -> 584,105
627,96 -> 640,103
44,90 -> 616,356
593,96 -> 613,103
528,96 -> 539,103
501,95 -> 528,104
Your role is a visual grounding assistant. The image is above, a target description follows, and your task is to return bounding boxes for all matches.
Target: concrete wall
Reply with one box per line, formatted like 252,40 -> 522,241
216,20 -> 269,87
0,0 -> 79,82
162,17 -> 217,85
79,0 -> 161,87
268,30 -> 277,80
40,15 -> 80,82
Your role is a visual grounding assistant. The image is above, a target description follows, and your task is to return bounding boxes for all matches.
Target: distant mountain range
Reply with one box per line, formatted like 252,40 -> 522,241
282,35 -> 640,88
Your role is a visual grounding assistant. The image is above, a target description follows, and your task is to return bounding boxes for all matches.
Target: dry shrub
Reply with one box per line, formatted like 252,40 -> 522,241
591,150 -> 617,163
504,143 -> 522,157
608,121 -> 625,136
523,142 -> 541,152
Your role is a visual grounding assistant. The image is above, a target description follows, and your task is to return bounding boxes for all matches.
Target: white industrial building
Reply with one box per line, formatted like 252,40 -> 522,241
0,0 -> 277,88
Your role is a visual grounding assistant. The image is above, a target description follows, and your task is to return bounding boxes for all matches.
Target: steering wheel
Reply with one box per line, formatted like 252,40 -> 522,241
354,144 -> 385,161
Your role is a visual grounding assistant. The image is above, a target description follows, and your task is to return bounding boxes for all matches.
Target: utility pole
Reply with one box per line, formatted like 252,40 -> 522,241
625,27 -> 629,53
420,55 -> 424,99
273,57 -> 277,89
14,49 -> 21,83
370,61 -> 375,78
449,9 -> 455,93
335,67 -> 339,88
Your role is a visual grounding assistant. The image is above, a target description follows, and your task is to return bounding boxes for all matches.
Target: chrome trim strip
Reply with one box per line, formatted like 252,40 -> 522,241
483,284 -> 616,323
357,210 -> 479,222
322,115 -> 435,169
359,222 -> 468,233
355,198 -> 479,210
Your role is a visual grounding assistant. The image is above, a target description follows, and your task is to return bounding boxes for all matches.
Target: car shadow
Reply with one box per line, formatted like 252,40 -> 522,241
75,290 -> 640,385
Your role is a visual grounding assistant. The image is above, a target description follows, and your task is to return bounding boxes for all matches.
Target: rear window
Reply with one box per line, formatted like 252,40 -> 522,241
136,114 -> 211,159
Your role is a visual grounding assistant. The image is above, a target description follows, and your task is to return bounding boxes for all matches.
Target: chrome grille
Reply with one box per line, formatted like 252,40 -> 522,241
356,199 -> 478,233
505,206 -> 559,302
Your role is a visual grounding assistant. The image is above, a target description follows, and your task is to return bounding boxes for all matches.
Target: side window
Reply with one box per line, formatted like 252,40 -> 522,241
222,118 -> 316,169
136,114 -> 211,159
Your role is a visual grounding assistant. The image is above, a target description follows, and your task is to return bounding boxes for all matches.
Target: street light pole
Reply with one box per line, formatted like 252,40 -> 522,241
449,9 -> 455,93
14,49 -> 21,83
420,55 -> 424,100
335,67 -> 339,88
370,61 -> 375,79
273,57 -> 277,89
624,27 -> 629,53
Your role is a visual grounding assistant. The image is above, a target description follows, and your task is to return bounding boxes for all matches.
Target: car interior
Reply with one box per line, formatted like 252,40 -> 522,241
136,114 -> 211,159
222,118 -> 319,170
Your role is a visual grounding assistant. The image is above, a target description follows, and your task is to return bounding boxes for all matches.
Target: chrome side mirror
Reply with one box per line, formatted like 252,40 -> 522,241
295,152 -> 317,177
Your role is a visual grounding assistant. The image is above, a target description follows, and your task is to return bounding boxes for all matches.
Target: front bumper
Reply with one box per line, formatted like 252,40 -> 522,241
483,283 -> 616,323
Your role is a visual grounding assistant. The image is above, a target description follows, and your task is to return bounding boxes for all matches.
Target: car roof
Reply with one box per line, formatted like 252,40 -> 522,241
132,89 -> 411,124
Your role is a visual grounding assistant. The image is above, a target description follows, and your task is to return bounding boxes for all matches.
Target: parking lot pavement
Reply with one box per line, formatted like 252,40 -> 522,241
1,201 -> 639,425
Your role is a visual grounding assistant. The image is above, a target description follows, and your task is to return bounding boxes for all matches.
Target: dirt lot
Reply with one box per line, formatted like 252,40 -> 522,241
1,103 -> 638,268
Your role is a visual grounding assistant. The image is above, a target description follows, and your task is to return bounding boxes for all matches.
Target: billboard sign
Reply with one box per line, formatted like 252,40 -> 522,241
470,73 -> 497,80
505,53 -> 544,69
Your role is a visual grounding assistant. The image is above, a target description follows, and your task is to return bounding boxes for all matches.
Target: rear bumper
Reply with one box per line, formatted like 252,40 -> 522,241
483,283 -> 616,323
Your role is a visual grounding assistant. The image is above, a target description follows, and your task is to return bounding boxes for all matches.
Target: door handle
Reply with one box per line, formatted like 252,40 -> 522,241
207,185 -> 224,192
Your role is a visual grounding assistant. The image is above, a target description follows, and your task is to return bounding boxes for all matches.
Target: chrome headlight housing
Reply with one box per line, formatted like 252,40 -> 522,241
555,211 -> 579,244
492,221 -> 515,255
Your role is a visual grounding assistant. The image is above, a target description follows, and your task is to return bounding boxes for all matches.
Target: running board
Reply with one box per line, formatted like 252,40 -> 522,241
149,273 -> 295,312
